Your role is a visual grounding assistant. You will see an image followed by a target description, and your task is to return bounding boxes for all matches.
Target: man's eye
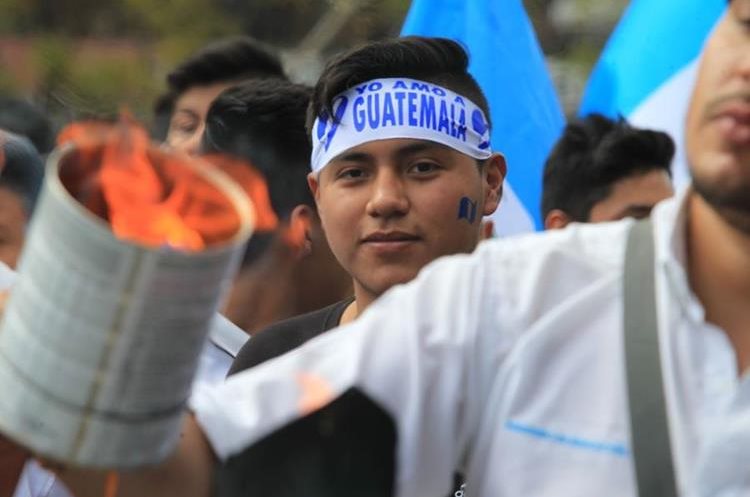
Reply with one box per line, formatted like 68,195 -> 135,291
338,168 -> 366,180
410,162 -> 440,174
169,118 -> 198,136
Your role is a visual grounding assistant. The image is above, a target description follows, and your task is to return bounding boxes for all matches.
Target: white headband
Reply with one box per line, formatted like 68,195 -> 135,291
310,77 -> 492,173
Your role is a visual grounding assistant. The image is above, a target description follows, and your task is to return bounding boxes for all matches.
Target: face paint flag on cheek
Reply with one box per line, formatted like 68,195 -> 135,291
310,78 -> 493,173
457,196 -> 479,224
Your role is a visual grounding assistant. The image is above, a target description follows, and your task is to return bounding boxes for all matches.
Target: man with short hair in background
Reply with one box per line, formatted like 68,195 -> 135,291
542,113 -> 675,229
193,79 -> 353,387
153,36 -> 286,155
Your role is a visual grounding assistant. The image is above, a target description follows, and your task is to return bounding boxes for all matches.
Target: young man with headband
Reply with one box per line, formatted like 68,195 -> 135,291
229,37 -> 504,377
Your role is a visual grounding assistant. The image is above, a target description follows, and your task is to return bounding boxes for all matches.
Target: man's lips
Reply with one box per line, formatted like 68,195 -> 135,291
361,231 -> 421,244
707,97 -> 750,146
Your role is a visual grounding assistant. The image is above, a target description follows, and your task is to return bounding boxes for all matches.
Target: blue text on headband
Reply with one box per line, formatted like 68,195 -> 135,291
311,77 -> 492,173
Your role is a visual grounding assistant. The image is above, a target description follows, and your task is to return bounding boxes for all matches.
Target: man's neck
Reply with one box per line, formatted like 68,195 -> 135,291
687,193 -> 750,372
222,257 -> 296,336
340,284 -> 379,326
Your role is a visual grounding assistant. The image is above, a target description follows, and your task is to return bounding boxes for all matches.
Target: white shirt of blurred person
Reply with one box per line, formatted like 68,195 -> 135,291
154,36 -> 286,156
542,114 -> 675,229
23,10 -> 750,496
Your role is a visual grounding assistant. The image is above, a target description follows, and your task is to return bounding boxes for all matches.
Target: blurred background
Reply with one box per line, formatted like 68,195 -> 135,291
0,0 -> 628,132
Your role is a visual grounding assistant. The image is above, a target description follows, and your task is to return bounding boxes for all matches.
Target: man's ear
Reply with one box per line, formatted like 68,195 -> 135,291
289,204 -> 314,259
481,153 -> 506,216
544,209 -> 572,230
307,172 -> 321,205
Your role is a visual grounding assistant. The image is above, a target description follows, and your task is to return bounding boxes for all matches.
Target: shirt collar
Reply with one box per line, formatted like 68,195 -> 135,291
209,314 -> 249,358
652,185 -> 706,322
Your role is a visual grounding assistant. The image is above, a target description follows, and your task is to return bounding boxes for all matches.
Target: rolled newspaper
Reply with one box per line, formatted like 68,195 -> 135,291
0,127 -> 254,468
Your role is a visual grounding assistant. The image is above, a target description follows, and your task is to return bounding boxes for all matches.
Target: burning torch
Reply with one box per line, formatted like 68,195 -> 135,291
0,118 -> 277,469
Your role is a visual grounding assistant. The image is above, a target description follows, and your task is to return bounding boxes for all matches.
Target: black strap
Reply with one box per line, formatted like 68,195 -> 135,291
623,220 -> 678,497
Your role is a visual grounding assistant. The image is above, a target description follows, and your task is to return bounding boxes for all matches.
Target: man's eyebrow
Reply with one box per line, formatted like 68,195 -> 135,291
330,141 -> 449,164
393,142 -> 449,158
614,204 -> 654,219
330,151 -> 372,163
172,108 -> 199,118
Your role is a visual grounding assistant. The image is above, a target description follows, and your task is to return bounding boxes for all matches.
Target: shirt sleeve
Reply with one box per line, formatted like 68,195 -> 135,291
190,249 -> 495,497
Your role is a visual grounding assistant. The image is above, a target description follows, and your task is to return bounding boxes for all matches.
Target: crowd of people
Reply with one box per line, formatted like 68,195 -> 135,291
0,0 -> 749,495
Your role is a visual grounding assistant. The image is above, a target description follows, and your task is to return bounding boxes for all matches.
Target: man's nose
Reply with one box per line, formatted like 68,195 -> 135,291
365,169 -> 410,218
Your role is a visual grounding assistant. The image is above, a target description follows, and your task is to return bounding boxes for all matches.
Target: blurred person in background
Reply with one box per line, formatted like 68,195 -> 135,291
153,36 -> 286,155
542,113 -> 675,229
0,131 -> 44,268
193,79 -> 352,383
0,134 -> 59,497
0,98 -> 55,156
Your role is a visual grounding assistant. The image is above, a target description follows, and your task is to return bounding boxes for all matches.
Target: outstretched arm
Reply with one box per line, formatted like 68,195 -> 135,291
44,415 -> 214,497
0,436 -> 26,497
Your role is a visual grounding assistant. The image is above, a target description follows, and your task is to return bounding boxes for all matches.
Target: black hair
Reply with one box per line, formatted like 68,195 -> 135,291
152,36 -> 286,139
0,97 -> 55,154
307,36 -> 491,134
202,79 -> 313,265
541,113 -> 675,222
167,37 -> 284,95
0,130 -> 45,215
203,78 -> 314,217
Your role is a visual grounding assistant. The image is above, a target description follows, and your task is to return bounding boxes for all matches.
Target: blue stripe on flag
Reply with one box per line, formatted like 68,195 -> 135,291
580,0 -> 726,118
402,0 -> 565,230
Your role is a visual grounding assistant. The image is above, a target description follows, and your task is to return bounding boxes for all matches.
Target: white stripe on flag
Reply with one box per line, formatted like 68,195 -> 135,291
489,183 -> 535,237
629,59 -> 698,190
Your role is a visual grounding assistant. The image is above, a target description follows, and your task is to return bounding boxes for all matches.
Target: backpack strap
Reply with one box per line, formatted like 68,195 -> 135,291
623,219 -> 678,497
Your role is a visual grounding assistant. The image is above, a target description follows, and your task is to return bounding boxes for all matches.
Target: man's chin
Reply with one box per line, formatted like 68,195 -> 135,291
693,172 -> 750,235
363,271 -> 421,298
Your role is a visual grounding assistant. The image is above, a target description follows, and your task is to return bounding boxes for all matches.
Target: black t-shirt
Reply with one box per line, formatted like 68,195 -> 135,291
225,297 -> 464,497
229,297 -> 354,376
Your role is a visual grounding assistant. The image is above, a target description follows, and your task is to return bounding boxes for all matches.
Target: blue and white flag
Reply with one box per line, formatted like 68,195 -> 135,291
402,0 -> 565,234
580,0 -> 726,189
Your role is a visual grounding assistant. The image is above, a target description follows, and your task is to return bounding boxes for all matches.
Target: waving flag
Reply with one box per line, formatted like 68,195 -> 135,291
402,0 -> 565,234
580,0 -> 726,188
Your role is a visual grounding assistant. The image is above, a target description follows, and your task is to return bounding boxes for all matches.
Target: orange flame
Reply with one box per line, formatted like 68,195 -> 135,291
200,154 -> 309,252
200,154 -> 278,233
56,117 -> 278,251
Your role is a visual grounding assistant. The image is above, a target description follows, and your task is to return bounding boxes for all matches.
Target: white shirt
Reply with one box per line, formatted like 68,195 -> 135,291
12,311 -> 247,497
192,187 -> 750,497
195,314 -> 249,389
